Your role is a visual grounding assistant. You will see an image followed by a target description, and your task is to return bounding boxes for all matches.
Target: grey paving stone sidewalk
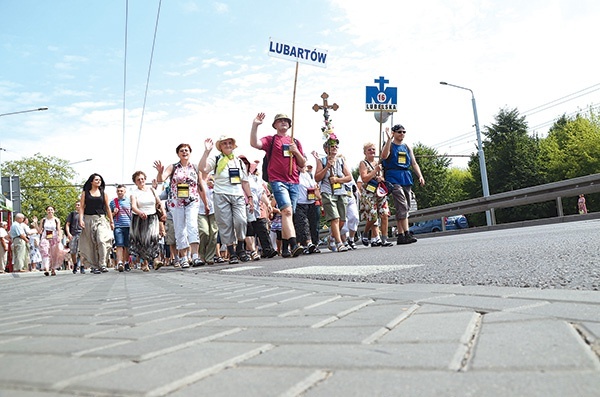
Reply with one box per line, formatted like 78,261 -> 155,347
0,271 -> 599,396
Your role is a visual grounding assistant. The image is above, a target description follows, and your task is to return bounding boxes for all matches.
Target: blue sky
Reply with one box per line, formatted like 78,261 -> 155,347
2,0 -> 600,186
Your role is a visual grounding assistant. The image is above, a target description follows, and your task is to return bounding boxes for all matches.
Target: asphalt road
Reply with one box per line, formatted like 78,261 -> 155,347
197,219 -> 600,291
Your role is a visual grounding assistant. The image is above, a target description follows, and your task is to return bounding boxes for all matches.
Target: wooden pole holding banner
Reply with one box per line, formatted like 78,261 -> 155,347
267,37 -> 329,177
289,61 -> 299,176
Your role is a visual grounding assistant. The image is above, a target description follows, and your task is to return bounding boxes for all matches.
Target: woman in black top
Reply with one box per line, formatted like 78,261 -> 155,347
78,173 -> 114,274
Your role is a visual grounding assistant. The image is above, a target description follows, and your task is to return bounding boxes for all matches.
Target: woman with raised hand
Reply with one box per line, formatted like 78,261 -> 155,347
78,173 -> 114,274
154,143 -> 208,268
199,135 -> 254,264
130,170 -> 166,271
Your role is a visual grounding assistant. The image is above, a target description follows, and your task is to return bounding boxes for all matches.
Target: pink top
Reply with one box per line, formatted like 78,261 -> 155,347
261,134 -> 304,184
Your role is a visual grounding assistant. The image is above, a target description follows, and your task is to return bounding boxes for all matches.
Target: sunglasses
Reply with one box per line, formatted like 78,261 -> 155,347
394,130 -> 406,134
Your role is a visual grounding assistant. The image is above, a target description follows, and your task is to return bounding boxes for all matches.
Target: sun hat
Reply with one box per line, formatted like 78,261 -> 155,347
272,113 -> 292,129
215,135 -> 238,152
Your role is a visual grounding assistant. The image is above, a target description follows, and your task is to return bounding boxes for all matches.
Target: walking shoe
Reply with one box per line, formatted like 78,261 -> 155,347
397,234 -> 411,245
44,271 -> 49,276
328,237 -> 337,252
229,256 -> 239,264
337,242 -> 348,252
371,239 -> 382,247
214,256 -> 225,264
117,262 -> 124,272
281,249 -> 291,258
405,233 -> 417,244
291,245 -> 303,257
101,266 -> 109,273
80,266 -> 85,274
267,250 -> 279,258
51,269 -> 56,276
91,268 -> 102,274
124,262 -> 131,272
250,251 -> 261,261
307,243 -> 317,254
180,258 -> 190,268
239,252 -> 251,262
381,239 -> 394,247
191,258 -> 205,267
347,239 -> 357,250
72,267 -> 77,274
362,237 -> 369,246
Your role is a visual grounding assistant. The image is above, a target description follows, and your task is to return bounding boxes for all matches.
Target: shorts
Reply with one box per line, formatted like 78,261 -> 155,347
270,181 -> 299,212
113,227 -> 130,247
321,192 -> 347,222
70,234 -> 80,254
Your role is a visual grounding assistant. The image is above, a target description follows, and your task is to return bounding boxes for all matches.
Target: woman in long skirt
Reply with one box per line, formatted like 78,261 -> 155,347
78,173 -> 114,274
130,170 -> 166,271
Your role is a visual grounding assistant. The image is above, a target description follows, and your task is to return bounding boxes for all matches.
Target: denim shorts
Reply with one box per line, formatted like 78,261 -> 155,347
114,226 -> 130,247
270,181 -> 299,212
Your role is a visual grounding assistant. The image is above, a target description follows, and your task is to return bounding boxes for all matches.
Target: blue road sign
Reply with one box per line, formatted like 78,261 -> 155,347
365,76 -> 397,112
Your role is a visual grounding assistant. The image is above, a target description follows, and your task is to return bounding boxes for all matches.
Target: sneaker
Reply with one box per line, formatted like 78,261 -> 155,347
307,243 -> 317,254
291,245 -> 303,257
267,250 -> 279,258
229,256 -> 239,264
397,234 -> 411,245
72,267 -> 77,274
101,266 -> 109,273
44,271 -> 49,276
91,268 -> 102,274
180,258 -> 190,268
80,266 -> 85,274
124,262 -> 131,272
381,239 -> 394,247
117,262 -> 124,272
337,242 -> 348,252
250,251 -> 261,261
214,256 -> 225,264
191,258 -> 204,267
405,233 -> 417,244
281,250 -> 291,258
371,239 -> 382,247
362,237 -> 369,246
51,269 -> 56,276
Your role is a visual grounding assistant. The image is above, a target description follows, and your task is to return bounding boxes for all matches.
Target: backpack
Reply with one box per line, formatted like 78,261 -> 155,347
262,135 -> 298,183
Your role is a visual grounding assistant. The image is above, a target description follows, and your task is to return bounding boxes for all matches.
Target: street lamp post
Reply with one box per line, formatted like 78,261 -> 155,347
0,107 -> 49,198
439,82 -> 493,226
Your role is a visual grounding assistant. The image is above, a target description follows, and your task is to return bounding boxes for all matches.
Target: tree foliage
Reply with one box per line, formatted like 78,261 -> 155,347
467,107 -> 548,224
412,143 -> 468,208
2,154 -> 81,222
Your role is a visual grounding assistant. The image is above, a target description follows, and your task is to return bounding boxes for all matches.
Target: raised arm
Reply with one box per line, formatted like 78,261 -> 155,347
250,112 -> 265,150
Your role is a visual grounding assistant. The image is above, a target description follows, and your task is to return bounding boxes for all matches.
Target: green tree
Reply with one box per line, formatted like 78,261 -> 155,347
539,108 -> 600,213
412,144 -> 469,208
468,107 -> 546,224
2,154 -> 81,223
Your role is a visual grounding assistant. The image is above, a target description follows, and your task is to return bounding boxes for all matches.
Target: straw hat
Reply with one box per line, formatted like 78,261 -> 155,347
215,135 -> 238,152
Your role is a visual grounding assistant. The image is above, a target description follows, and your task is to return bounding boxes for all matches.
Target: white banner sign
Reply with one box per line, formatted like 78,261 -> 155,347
268,38 -> 328,68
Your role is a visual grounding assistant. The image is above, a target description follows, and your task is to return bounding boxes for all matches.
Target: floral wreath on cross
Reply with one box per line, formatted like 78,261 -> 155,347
321,115 -> 339,147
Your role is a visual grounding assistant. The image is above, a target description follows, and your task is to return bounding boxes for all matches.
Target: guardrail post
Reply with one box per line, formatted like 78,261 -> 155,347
556,197 -> 564,217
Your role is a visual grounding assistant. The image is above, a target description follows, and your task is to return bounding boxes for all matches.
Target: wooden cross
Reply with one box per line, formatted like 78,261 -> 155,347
312,92 -> 339,121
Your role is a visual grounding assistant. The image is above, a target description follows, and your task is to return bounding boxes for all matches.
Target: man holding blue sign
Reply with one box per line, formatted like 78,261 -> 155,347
381,124 -> 425,245
250,112 -> 306,258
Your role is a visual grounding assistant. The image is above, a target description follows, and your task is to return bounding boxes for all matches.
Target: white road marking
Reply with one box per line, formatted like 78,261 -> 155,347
274,265 -> 423,276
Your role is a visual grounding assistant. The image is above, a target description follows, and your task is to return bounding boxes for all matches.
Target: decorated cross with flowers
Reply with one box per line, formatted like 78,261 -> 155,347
312,92 -> 339,146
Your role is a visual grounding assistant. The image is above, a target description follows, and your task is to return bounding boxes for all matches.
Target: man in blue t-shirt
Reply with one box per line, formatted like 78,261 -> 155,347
381,124 -> 425,245
110,184 -> 132,271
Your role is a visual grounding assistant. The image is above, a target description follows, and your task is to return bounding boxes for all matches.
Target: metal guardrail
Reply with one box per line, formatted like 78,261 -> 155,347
318,173 -> 600,240
408,173 -> 600,223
